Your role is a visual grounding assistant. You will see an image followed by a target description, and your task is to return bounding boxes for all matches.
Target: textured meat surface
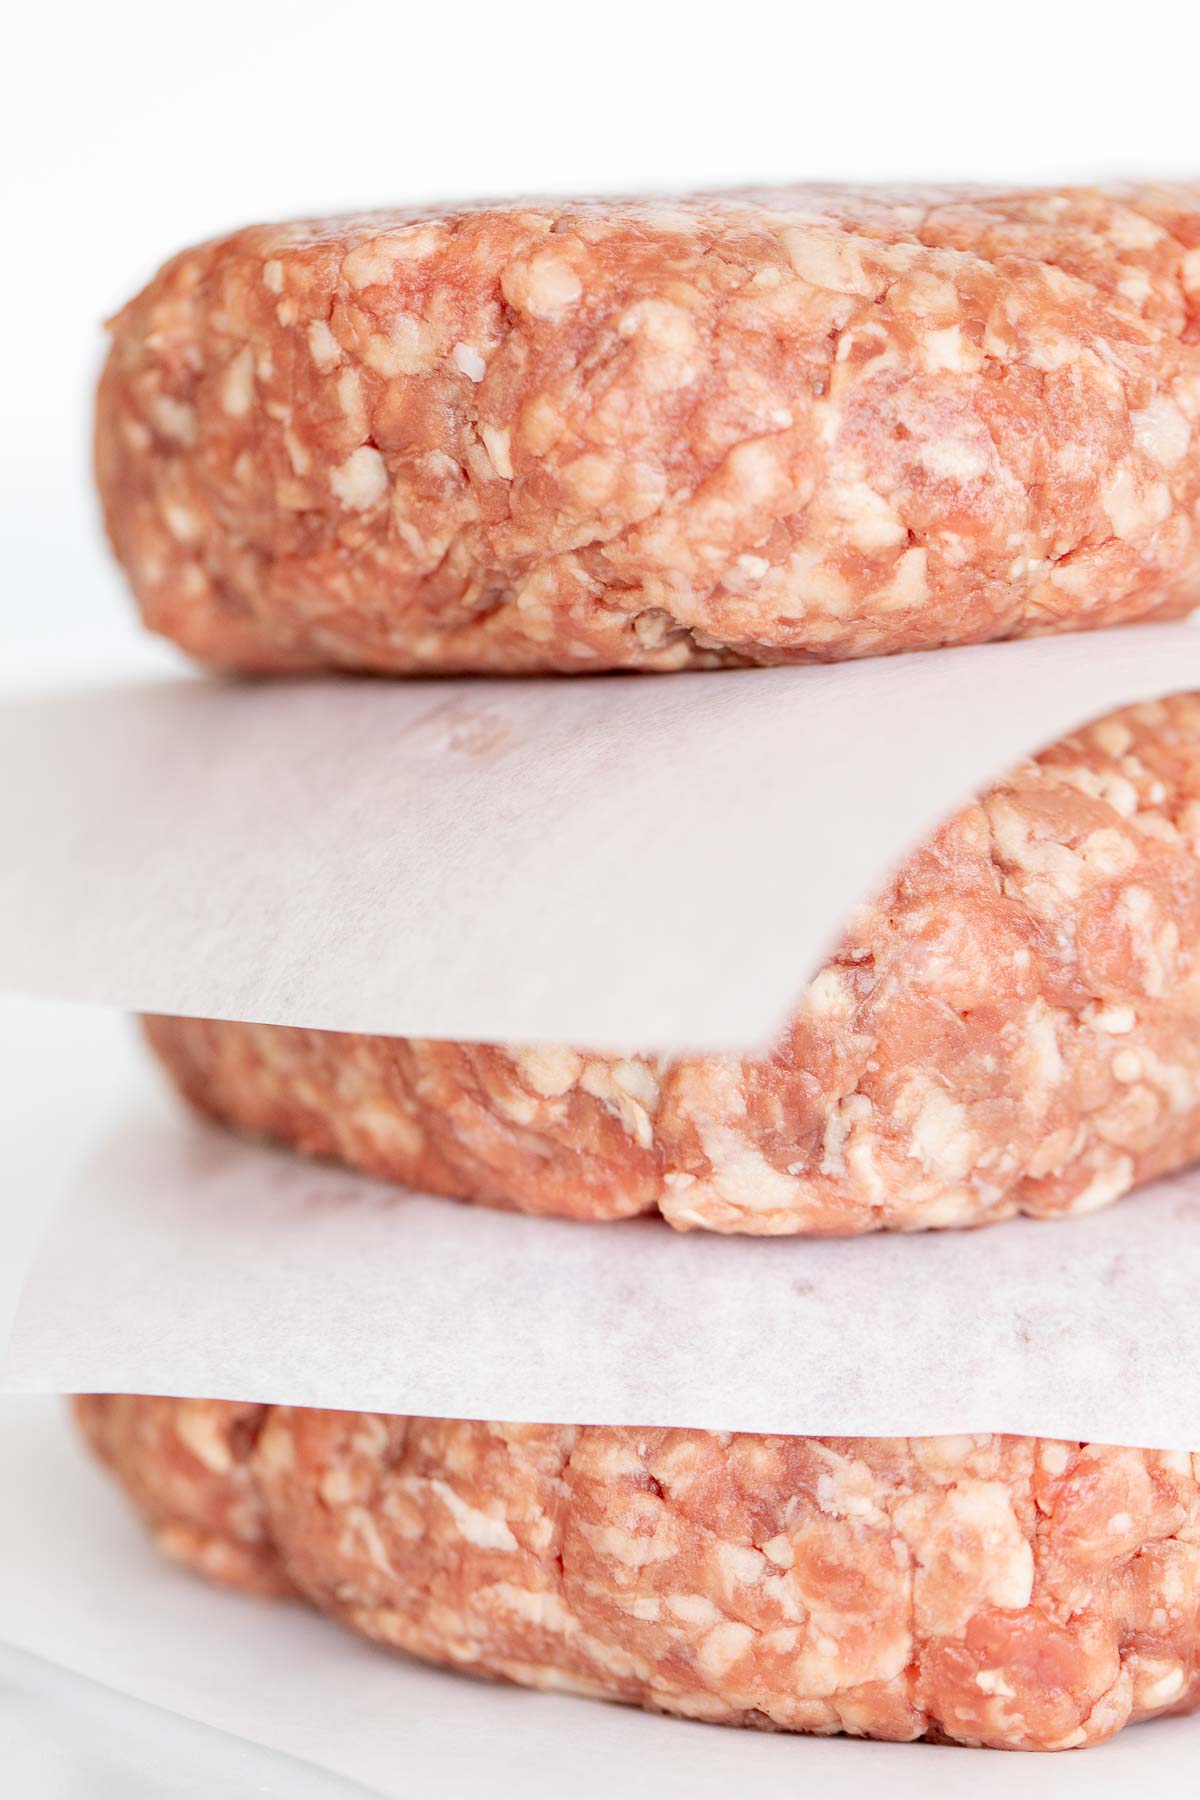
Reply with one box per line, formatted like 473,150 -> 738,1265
97,185 -> 1200,675
74,1394 -> 291,1596
76,1394 -> 1200,1751
146,693 -> 1200,1234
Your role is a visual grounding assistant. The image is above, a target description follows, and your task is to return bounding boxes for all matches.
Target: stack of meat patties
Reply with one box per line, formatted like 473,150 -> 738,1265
79,184 -> 1200,1752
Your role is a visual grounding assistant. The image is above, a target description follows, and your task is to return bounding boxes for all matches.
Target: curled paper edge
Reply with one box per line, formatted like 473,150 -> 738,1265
1,623 -> 1199,1051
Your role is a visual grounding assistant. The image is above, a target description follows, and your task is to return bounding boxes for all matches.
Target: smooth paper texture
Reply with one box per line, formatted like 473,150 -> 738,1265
8,1010 -> 1200,1450
3,1394 -> 1198,1798
3,622 -> 1200,1051
1,1642 -> 371,1800
0,997 -> 134,1357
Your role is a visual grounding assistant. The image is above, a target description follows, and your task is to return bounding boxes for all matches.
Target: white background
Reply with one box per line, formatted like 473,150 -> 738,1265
3,0 -> 1199,654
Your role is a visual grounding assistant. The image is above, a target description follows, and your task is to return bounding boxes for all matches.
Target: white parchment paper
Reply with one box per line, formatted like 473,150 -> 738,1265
6,1017 -> 1200,1450
2,1394 -> 1198,1798
3,622 -> 1200,1051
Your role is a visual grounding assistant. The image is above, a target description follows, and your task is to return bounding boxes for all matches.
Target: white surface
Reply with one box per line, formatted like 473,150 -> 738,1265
1,1393 -> 1198,1797
0,1643 -> 374,1800
4,623 -> 1200,1051
3,1 -> 1199,655
4,996 -> 1200,1447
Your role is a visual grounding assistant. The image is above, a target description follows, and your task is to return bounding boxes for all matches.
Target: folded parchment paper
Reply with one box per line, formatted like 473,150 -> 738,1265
3,1395 -> 1197,1798
5,1003 -> 1200,1450
3,623 -> 1200,1051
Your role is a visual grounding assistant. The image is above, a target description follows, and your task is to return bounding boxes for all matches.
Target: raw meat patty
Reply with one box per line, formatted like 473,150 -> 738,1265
146,692 -> 1200,1235
75,1394 -> 1200,1752
97,184 -> 1200,676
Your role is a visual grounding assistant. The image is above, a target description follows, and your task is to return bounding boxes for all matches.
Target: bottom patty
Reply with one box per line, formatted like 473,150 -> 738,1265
76,1395 -> 1200,1751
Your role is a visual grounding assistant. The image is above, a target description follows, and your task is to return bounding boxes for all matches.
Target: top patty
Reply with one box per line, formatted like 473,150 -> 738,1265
97,184 -> 1200,675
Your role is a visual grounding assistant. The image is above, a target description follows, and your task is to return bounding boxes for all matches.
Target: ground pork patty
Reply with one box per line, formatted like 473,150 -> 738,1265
97,184 -> 1200,676
75,1394 -> 1200,1752
146,692 -> 1200,1235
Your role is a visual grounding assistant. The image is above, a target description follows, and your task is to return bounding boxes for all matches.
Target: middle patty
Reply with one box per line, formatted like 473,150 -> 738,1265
146,692 -> 1200,1235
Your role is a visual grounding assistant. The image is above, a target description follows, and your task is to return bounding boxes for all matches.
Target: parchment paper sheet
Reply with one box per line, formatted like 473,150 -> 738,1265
3,622 -> 1200,1051
6,999 -> 1200,1449
3,1395 -> 1198,1798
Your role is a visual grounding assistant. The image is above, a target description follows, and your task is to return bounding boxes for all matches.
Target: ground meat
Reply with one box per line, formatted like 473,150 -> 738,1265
146,692 -> 1200,1234
97,184 -> 1200,676
75,1394 -> 1200,1751
74,1393 -> 289,1596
